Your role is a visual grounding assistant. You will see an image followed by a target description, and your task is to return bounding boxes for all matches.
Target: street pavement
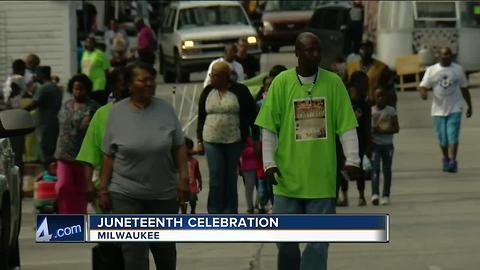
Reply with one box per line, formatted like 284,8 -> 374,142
17,50 -> 480,269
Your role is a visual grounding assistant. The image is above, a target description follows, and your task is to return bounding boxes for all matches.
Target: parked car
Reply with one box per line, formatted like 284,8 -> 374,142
0,109 -> 35,270
158,1 -> 261,83
306,4 -> 352,69
258,0 -> 316,53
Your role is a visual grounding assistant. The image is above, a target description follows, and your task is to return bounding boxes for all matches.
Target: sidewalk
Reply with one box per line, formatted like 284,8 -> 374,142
19,89 -> 480,270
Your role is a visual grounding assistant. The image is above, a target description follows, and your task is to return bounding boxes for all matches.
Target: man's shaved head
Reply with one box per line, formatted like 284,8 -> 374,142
295,32 -> 320,50
439,47 -> 453,67
295,32 -> 322,74
440,47 -> 452,55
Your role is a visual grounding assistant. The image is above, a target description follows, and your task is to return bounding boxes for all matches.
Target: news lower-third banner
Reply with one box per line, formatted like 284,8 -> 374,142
36,214 -> 389,243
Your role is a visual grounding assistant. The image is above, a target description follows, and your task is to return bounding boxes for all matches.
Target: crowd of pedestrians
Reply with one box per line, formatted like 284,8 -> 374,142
2,20 -> 475,269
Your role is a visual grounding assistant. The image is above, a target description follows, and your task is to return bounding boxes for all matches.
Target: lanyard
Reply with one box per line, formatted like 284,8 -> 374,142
296,69 -> 319,99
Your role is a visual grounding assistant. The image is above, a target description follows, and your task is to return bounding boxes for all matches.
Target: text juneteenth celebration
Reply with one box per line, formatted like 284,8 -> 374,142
96,216 -> 280,229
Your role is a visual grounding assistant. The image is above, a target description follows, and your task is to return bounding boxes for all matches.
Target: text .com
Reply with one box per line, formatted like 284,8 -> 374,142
36,217 -> 82,242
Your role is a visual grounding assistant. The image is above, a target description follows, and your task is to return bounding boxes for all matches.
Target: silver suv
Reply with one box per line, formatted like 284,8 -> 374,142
158,1 -> 261,83
0,109 -> 35,269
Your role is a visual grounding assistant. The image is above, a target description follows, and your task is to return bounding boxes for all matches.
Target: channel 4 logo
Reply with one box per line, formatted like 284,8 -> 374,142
36,215 -> 85,242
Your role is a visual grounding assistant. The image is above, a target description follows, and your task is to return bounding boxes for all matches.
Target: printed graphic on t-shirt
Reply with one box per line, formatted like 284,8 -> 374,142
376,116 -> 393,132
293,97 -> 327,141
433,69 -> 459,97
82,59 -> 92,75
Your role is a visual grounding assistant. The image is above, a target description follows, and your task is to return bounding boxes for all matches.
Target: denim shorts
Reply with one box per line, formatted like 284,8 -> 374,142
432,112 -> 462,146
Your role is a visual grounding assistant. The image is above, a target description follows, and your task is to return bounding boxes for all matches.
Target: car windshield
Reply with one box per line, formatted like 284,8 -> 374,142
309,7 -> 350,30
265,0 -> 317,11
178,5 -> 249,30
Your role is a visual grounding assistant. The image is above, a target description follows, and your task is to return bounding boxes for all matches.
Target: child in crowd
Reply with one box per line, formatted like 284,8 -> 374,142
255,76 -> 275,213
180,138 -> 202,214
34,158 -> 57,213
378,68 -> 398,108
371,88 -> 399,205
240,136 -> 258,214
349,71 -> 370,104
337,82 -> 371,206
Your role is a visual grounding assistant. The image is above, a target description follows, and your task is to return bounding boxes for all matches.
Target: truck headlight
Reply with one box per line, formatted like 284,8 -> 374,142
181,40 -> 195,49
247,36 -> 257,44
263,21 -> 273,32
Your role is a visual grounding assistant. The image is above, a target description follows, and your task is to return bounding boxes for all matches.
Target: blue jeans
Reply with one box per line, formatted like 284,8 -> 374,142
372,144 -> 394,197
273,195 -> 336,270
257,178 -> 274,207
204,142 -> 244,214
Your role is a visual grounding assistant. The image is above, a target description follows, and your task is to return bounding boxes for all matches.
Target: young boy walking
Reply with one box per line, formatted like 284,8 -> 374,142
180,138 -> 202,214
371,88 -> 399,205
337,82 -> 372,206
240,136 -> 258,214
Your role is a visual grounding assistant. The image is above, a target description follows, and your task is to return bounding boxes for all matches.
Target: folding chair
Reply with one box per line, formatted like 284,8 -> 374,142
396,54 -> 421,92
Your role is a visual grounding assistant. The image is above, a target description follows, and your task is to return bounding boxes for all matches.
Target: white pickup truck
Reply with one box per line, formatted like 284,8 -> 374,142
158,1 -> 261,83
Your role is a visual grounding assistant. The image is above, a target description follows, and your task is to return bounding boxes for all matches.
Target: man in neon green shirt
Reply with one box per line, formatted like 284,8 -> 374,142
255,32 -> 361,270
76,67 -> 128,207
76,67 -> 127,265
81,37 -> 111,106
76,102 -> 112,170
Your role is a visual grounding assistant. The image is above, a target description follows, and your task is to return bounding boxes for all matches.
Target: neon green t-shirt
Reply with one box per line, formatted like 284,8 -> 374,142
81,49 -> 110,92
76,102 -> 113,169
241,71 -> 268,97
255,68 -> 357,199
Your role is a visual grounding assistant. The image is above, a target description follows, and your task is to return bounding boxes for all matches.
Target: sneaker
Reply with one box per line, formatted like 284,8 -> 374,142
358,196 -> 367,206
337,196 -> 348,207
447,160 -> 458,173
380,197 -> 390,205
337,191 -> 349,207
371,194 -> 379,206
265,201 -> 273,212
442,158 -> 450,172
